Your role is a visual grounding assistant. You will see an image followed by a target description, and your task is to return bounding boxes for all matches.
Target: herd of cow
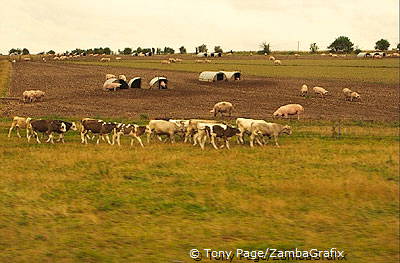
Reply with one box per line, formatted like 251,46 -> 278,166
7,116 -> 292,150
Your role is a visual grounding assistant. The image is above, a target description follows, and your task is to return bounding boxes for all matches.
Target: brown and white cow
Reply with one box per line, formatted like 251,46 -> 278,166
113,123 -> 146,147
80,119 -> 117,144
27,119 -> 76,144
196,123 -> 240,150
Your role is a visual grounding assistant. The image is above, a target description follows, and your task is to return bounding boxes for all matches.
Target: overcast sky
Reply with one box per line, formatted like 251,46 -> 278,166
0,0 -> 398,54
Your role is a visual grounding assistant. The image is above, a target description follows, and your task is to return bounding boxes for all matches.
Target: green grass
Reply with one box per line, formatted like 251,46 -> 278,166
70,58 -> 400,84
0,118 -> 399,263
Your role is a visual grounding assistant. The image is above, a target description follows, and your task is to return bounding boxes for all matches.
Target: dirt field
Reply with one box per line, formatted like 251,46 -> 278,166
1,61 -> 398,121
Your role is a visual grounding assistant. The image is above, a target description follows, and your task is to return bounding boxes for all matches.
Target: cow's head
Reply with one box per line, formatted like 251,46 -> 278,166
70,122 -> 78,131
281,125 -> 292,135
60,122 -> 67,133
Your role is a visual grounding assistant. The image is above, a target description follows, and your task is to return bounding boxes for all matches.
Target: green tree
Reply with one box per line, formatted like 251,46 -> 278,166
328,36 -> 354,53
9,48 -> 22,55
156,48 -> 162,54
123,47 -> 132,55
163,47 -> 175,54
197,44 -> 207,53
397,43 -> 400,51
374,39 -> 390,51
103,47 -> 112,55
47,50 -> 55,55
22,48 -> 30,55
214,46 -> 223,53
309,43 -> 319,53
179,46 -> 187,54
142,48 -> 152,54
258,42 -> 271,54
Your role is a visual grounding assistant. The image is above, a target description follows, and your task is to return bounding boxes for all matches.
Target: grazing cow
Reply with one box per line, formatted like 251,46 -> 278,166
50,120 -> 77,143
249,122 -> 292,147
8,116 -> 32,138
80,119 -> 116,144
185,119 -> 220,143
27,120 -> 70,144
146,120 -> 184,143
196,123 -> 240,150
113,124 -> 146,147
236,118 -> 267,144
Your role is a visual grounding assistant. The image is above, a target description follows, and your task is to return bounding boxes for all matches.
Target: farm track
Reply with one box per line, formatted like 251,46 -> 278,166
1,61 -> 398,121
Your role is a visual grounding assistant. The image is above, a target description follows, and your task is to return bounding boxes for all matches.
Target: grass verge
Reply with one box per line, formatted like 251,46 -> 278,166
0,118 -> 399,263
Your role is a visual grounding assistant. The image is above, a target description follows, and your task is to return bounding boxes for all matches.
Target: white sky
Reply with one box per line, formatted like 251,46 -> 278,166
0,0 -> 398,54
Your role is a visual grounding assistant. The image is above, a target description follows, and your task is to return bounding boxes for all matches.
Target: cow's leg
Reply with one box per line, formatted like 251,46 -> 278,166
199,136 -> 205,150
117,134 -> 122,146
274,135 -> 280,147
255,135 -> 263,146
193,132 -> 199,146
105,135 -> 112,145
211,135 -> 218,149
8,124 -> 15,138
146,133 -> 151,144
170,134 -> 175,144
199,133 -> 207,150
35,132 -> 41,144
111,133 -> 117,145
49,133 -> 55,144
184,130 -> 190,143
261,136 -> 267,145
96,135 -> 101,144
226,139 -> 231,150
250,133 -> 255,148
14,126 -> 21,138
135,136 -> 144,147
80,131 -> 85,144
16,127 -> 22,138
46,133 -> 51,143
238,131 -> 245,144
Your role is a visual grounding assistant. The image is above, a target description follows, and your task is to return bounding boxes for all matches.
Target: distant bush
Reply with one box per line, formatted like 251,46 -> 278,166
179,46 -> 187,54
214,46 -> 223,53
310,43 -> 319,53
258,42 -> 271,55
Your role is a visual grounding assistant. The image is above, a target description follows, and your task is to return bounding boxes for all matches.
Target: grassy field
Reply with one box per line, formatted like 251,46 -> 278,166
0,59 -> 399,262
71,57 -> 400,84
0,118 -> 399,263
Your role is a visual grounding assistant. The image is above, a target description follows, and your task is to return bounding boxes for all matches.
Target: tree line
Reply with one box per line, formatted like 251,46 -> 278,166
7,38 -> 400,56
259,37 -> 400,55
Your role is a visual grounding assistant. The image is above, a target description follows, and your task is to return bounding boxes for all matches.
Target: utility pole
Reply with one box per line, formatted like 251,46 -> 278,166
297,41 -> 299,52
